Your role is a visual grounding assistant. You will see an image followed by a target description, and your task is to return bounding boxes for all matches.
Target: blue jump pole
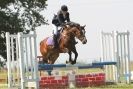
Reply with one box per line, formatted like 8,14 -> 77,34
38,62 -> 117,71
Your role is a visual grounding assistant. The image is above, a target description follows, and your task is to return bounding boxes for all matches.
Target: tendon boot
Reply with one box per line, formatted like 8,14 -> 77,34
73,38 -> 78,45
53,34 -> 58,48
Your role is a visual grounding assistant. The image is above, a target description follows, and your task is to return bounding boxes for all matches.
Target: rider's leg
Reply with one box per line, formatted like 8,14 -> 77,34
53,34 -> 58,48
53,25 -> 58,48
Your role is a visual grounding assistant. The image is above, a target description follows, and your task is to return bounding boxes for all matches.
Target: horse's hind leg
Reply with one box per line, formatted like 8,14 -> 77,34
47,53 -> 59,75
49,53 -> 59,64
42,56 -> 48,64
43,59 -> 48,64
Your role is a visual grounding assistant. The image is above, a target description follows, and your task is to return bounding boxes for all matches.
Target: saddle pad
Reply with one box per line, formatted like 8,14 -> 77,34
46,36 -> 54,46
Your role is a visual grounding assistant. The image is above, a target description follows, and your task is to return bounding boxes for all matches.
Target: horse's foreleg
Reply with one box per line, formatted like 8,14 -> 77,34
69,51 -> 72,62
71,48 -> 78,65
66,51 -> 72,64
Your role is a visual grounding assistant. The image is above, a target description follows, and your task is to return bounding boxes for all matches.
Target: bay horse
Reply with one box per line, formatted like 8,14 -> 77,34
40,22 -> 87,65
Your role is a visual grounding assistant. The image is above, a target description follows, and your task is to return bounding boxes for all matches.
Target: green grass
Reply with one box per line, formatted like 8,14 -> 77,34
1,83 -> 133,89
0,84 -> 7,89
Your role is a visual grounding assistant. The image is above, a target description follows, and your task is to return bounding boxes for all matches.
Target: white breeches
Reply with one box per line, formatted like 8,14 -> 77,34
52,25 -> 58,35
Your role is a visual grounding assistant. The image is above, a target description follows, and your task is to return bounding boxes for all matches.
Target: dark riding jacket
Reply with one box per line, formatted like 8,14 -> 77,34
52,10 -> 70,26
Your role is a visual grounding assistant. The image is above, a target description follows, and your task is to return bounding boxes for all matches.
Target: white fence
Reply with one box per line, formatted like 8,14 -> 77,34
101,31 -> 131,84
6,31 -> 39,89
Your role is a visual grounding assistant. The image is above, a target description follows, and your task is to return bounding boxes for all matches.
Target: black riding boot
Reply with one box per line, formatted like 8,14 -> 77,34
53,34 -> 58,48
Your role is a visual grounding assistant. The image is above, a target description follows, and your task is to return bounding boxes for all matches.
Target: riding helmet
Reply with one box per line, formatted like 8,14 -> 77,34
61,5 -> 68,11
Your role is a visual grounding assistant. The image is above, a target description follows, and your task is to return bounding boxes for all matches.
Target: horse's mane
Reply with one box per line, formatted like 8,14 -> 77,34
66,22 -> 80,27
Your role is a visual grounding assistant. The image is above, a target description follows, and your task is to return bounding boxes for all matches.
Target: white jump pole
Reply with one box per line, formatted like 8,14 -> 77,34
116,31 -> 131,83
6,32 -> 11,88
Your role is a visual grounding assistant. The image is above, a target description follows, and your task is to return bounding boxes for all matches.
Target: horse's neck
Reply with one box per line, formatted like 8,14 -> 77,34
62,29 -> 75,37
60,29 -> 75,43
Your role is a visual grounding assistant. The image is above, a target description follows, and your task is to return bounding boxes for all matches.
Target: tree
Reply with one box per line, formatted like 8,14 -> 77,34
0,0 -> 48,60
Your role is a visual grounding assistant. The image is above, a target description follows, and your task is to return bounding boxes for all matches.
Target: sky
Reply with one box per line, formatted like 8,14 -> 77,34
36,0 -> 133,63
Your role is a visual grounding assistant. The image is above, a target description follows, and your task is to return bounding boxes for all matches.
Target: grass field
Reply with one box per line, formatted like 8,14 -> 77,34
0,82 -> 133,89
0,70 -> 133,89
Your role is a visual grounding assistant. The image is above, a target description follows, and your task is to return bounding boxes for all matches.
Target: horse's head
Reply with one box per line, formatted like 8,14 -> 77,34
77,25 -> 87,44
66,23 -> 87,44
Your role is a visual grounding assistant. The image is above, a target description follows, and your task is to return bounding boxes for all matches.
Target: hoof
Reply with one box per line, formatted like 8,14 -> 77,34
66,60 -> 69,64
66,61 -> 71,64
71,61 -> 76,65
66,60 -> 73,64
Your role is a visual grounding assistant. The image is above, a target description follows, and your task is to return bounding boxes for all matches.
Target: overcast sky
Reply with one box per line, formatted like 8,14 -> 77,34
36,0 -> 133,63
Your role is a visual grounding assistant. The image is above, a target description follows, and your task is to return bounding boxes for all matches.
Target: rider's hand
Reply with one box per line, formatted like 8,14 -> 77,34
61,23 -> 66,27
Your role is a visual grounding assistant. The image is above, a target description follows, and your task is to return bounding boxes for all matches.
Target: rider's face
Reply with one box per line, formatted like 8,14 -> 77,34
62,11 -> 67,14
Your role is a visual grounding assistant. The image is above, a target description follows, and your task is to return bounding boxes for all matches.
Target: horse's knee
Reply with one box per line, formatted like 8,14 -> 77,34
76,53 -> 78,56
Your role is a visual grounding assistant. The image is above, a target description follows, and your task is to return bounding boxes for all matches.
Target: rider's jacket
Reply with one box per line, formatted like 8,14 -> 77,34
52,10 -> 70,26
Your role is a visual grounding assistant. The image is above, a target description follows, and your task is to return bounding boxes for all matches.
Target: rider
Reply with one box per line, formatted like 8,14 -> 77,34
52,5 -> 77,48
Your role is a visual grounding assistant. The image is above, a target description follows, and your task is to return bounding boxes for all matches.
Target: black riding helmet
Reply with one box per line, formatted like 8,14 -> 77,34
61,5 -> 68,11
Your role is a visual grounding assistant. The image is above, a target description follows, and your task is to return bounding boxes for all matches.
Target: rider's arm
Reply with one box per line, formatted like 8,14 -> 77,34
57,12 -> 65,25
66,12 -> 70,22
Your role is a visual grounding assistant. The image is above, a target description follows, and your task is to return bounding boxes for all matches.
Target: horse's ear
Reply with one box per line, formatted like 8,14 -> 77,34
81,25 -> 86,29
83,25 -> 86,28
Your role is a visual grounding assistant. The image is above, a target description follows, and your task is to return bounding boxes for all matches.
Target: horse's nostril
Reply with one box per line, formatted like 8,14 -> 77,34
83,41 -> 86,44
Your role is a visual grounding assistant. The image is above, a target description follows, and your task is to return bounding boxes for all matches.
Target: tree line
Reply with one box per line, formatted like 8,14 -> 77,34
0,0 -> 48,62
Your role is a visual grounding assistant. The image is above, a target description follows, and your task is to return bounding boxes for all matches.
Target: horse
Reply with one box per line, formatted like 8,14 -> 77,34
40,22 -> 87,65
